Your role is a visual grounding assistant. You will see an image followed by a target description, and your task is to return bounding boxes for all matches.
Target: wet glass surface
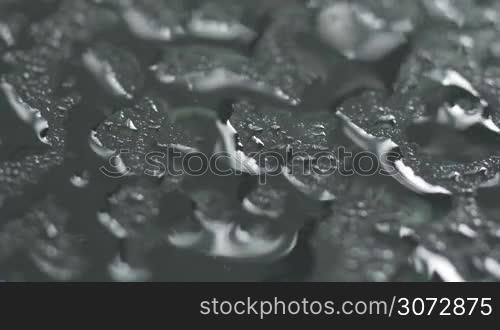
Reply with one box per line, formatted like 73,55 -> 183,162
1,0 -> 500,281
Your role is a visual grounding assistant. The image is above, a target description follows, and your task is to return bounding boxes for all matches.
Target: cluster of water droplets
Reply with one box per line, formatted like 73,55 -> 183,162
0,0 -> 500,281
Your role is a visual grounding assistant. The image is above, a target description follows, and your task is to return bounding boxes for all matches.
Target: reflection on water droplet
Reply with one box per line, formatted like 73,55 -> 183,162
447,171 -> 461,182
422,0 -> 465,26
376,114 -> 397,127
157,66 -> 297,106
83,50 -> 132,100
375,222 -> 391,234
1,79 -> 50,145
454,223 -> 477,239
30,239 -> 83,282
242,185 -> 286,219
409,69 -> 500,161
248,123 -> 263,132
46,223 -> 58,239
489,41 -> 500,60
0,22 -> 14,47
480,173 -> 500,188
167,210 -> 297,261
89,130 -> 114,157
426,69 -> 482,101
125,118 -> 138,132
336,111 -> 452,196
187,12 -> 256,43
251,135 -> 264,147
70,170 -> 90,188
122,8 -> 184,42
97,212 -> 128,239
412,246 -> 464,282
153,46 -> 300,105
317,2 -> 410,62
108,256 -> 151,282
216,120 -> 262,175
484,257 -> 500,280
31,253 -> 78,281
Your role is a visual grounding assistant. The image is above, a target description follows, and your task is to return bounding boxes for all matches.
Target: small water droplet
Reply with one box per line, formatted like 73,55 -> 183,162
422,0 -> 465,26
187,7 -> 256,43
97,212 -> 128,239
336,111 -> 452,196
375,222 -> 391,234
376,114 -> 397,126
122,8 -> 184,42
251,135 -> 264,147
70,171 -> 90,188
125,118 -> 138,132
247,123 -> 263,132
455,223 -> 477,239
448,171 -> 461,182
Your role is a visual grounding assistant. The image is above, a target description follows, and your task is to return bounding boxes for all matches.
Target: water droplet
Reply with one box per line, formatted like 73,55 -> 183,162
97,212 -> 128,239
70,170 -> 90,188
317,2 -> 411,62
399,226 -> 417,240
448,171 -> 461,182
412,246 -> 464,282
489,41 -> 500,60
45,223 -> 58,239
422,0 -> 465,26
1,79 -> 50,145
89,130 -> 114,158
455,223 -> 477,239
167,211 -> 297,261
376,114 -> 397,126
83,50 -> 132,100
409,70 -> 500,161
125,118 -> 138,132
484,257 -> 500,280
82,43 -> 142,100
187,6 -> 256,43
108,256 -> 151,282
251,135 -> 264,147
480,173 -> 500,188
247,123 -> 263,132
336,111 -> 452,196
153,46 -> 299,105
0,22 -> 14,47
375,222 -> 391,234
122,8 -> 184,42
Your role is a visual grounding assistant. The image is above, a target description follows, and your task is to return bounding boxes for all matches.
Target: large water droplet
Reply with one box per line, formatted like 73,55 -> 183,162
82,43 -> 143,100
152,46 -> 299,105
317,2 -> 412,62
336,111 -> 452,196
412,246 -> 465,282
0,79 -> 50,145
408,69 -> 500,161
